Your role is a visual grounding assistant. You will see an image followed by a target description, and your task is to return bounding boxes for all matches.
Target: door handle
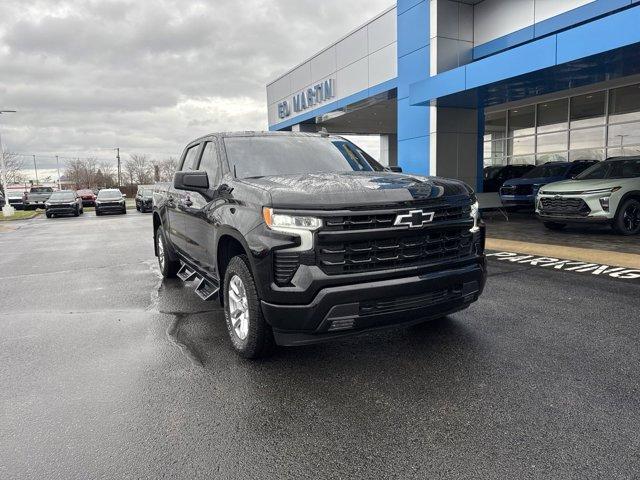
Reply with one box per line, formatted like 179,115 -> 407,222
181,198 -> 193,208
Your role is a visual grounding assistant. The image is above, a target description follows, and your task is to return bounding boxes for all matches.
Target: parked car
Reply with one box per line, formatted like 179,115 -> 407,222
77,189 -> 97,207
153,132 -> 486,358
23,186 -> 54,210
499,160 -> 597,208
6,190 -> 26,210
95,189 -> 126,215
45,190 -> 84,218
483,164 -> 535,192
135,185 -> 153,212
537,156 -> 640,235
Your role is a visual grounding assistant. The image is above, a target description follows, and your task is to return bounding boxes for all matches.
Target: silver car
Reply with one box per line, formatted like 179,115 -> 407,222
536,157 -> 640,235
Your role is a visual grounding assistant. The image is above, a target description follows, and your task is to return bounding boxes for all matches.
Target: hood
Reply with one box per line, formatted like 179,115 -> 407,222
540,178 -> 631,193
239,171 -> 470,208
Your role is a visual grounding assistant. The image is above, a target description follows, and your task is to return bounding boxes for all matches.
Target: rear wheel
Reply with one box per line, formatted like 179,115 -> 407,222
224,255 -> 274,359
543,221 -> 566,231
614,199 -> 640,235
155,226 -> 179,278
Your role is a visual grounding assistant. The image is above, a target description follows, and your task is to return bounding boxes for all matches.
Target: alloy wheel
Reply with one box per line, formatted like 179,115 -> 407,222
157,233 -> 165,271
228,275 -> 249,340
623,203 -> 640,232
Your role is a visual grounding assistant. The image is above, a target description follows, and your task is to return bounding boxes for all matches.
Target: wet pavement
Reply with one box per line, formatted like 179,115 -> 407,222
484,210 -> 640,255
1,211 -> 639,479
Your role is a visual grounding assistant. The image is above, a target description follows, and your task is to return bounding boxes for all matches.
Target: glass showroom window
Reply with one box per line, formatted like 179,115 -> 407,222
569,91 -> 606,161
608,83 -> 640,158
483,111 -> 507,166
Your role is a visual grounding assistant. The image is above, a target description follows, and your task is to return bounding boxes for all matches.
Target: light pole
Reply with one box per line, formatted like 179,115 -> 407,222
115,147 -> 121,187
0,110 -> 17,217
32,154 -> 39,184
56,155 -> 61,190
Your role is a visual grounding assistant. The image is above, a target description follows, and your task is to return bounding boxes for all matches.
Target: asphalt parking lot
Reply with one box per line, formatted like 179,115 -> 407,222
1,212 -> 639,479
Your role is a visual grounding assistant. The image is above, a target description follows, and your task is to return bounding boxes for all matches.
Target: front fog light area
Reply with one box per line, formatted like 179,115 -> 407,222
599,196 -> 611,211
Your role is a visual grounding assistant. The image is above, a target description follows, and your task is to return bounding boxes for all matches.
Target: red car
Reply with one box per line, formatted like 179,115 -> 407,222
77,189 -> 97,206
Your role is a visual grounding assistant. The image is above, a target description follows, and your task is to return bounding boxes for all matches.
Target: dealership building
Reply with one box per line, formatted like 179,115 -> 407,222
267,0 -> 640,191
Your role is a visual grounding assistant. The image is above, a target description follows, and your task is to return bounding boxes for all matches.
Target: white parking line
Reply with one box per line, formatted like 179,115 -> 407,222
487,251 -> 640,280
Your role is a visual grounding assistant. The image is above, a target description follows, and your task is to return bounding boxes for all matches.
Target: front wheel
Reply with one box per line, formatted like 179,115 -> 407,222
223,255 -> 274,359
614,199 -> 640,235
74,206 -> 80,217
543,221 -> 566,231
45,212 -> 52,218
155,226 -> 179,278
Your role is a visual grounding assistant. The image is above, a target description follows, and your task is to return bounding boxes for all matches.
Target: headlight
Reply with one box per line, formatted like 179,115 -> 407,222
263,207 -> 322,231
469,201 -> 480,233
263,207 -> 321,252
44,202 -> 51,207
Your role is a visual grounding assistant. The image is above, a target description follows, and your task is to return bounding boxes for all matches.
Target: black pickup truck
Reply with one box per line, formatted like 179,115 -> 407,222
153,132 -> 486,358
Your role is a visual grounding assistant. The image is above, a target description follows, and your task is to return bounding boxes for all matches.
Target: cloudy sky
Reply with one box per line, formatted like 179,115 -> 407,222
0,0 -> 392,179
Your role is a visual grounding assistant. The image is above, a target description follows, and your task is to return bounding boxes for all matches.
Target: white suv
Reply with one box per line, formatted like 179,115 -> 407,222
536,157 -> 640,235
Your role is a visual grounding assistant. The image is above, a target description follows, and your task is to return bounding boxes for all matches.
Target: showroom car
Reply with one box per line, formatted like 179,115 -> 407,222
500,160 -> 597,208
483,164 -> 535,192
536,156 -> 640,235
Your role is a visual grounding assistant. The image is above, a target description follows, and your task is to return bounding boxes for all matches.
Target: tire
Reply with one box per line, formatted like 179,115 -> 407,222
614,198 -> 640,235
74,206 -> 79,217
155,226 -> 179,278
45,212 -> 52,218
223,255 -> 274,359
543,221 -> 566,231
122,208 -> 127,214
96,210 -> 101,216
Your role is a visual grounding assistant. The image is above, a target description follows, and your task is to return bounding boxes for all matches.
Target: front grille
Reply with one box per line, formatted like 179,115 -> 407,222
317,227 -> 474,275
99,202 -> 122,207
540,197 -> 590,216
49,204 -> 74,210
501,185 -> 532,196
323,204 -> 470,231
273,251 -> 300,285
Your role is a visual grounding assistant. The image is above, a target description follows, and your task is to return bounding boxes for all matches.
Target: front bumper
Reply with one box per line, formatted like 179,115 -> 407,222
261,260 -> 486,346
96,203 -> 126,212
46,205 -> 77,214
500,194 -> 535,206
536,192 -> 616,224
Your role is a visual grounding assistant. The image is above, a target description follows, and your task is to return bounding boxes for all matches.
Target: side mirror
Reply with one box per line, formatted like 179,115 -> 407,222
122,194 -> 127,198
387,166 -> 403,173
174,170 -> 210,193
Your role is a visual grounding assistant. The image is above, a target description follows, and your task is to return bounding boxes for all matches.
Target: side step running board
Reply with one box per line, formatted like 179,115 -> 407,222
177,264 -> 197,282
195,277 -> 219,301
176,262 -> 220,301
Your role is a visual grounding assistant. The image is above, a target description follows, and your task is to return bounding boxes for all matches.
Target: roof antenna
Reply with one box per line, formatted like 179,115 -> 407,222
319,127 -> 329,137
233,164 -> 237,178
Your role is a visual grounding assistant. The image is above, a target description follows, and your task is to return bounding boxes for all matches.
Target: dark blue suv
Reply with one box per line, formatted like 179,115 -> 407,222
499,160 -> 597,207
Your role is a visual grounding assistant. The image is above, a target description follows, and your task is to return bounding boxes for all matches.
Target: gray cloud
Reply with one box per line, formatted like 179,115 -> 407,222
0,0 -> 392,171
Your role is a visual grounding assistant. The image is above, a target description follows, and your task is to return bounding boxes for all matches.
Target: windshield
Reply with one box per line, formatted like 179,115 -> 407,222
7,191 -> 23,198
97,190 -> 122,200
49,192 -> 75,201
31,187 -> 53,193
223,136 -> 384,178
521,163 -> 568,179
576,158 -> 640,179
139,189 -> 152,196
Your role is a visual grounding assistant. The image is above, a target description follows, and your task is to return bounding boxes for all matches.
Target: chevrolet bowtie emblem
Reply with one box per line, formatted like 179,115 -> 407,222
394,209 -> 435,228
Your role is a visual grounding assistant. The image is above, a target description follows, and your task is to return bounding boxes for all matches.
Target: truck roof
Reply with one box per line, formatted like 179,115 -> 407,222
188,130 -> 341,144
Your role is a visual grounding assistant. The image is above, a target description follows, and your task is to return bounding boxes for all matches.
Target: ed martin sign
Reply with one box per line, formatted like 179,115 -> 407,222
278,79 -> 335,119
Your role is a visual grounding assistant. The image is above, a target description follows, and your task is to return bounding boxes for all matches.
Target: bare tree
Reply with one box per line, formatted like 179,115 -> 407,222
64,159 -> 84,189
1,152 -> 26,186
96,161 -> 116,188
154,156 -> 178,182
124,154 -> 153,185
